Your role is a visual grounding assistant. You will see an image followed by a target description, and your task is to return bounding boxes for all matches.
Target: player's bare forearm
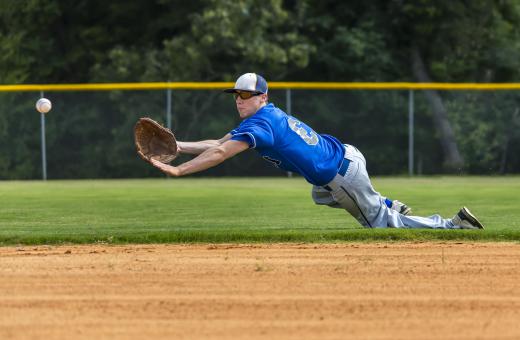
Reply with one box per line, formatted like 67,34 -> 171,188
179,147 -> 230,175
177,134 -> 232,155
177,140 -> 220,155
150,140 -> 249,177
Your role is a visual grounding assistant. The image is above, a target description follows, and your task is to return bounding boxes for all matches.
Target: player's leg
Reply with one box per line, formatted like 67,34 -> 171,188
351,150 -> 412,216
314,147 -> 383,227
311,185 -> 341,208
384,197 -> 412,215
324,145 -> 466,229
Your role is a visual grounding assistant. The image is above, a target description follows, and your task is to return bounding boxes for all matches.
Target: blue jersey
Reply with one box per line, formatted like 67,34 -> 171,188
230,103 -> 345,186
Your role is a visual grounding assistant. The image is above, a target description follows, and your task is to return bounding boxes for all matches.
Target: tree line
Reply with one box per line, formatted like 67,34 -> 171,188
1,0 -> 520,179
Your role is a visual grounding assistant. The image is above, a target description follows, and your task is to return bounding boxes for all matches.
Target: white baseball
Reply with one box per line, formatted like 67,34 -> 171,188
36,98 -> 52,113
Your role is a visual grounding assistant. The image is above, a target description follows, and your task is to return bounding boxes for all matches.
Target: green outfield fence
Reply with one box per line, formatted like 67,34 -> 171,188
0,82 -> 519,180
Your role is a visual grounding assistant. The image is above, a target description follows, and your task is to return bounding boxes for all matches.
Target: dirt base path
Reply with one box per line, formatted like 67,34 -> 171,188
1,243 -> 520,339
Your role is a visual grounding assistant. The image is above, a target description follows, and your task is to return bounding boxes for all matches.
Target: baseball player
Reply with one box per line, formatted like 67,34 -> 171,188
150,73 -> 484,229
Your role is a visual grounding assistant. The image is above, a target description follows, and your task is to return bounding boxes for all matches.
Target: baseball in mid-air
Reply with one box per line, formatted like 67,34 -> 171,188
36,98 -> 52,113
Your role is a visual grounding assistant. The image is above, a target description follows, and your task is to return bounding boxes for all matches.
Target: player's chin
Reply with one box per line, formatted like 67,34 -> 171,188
238,109 -> 251,119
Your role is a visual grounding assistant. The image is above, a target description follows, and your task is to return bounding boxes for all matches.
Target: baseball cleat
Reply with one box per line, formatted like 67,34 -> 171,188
452,207 -> 484,229
391,200 -> 412,216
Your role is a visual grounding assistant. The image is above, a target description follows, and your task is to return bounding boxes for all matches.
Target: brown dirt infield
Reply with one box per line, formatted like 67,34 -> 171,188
1,242 -> 520,339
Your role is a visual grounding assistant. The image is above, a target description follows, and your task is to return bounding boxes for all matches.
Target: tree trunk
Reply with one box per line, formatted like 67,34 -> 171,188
499,107 -> 519,174
411,47 -> 464,171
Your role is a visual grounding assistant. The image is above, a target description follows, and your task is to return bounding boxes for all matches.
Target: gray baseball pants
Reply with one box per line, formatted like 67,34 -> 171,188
311,144 -> 459,229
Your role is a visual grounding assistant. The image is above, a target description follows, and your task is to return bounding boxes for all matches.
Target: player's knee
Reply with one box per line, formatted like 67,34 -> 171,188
312,192 -> 338,207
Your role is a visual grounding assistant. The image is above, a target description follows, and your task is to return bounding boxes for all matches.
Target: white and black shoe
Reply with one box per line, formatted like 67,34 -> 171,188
452,207 -> 484,229
391,200 -> 412,216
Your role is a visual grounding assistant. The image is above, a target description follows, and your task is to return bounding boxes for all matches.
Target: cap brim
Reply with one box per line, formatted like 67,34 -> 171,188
223,88 -> 264,94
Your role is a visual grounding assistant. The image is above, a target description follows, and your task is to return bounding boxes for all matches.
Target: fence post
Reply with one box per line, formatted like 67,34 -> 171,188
286,88 -> 293,178
408,90 -> 414,176
286,88 -> 292,115
166,82 -> 172,130
40,91 -> 47,181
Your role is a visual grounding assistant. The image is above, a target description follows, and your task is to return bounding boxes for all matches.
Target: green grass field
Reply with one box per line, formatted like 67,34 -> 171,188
0,176 -> 519,245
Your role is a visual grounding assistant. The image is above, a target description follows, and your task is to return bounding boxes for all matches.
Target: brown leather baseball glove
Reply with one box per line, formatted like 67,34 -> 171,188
134,117 -> 178,164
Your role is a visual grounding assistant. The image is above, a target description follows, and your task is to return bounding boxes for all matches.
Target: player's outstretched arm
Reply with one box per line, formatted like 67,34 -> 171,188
177,134 -> 232,155
150,139 -> 249,177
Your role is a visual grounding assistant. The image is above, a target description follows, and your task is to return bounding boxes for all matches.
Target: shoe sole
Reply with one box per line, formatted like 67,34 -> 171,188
461,207 -> 484,229
400,209 -> 412,216
401,207 -> 412,216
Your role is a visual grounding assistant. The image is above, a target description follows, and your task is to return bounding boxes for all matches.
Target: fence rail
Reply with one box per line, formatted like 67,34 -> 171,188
3,82 -> 520,92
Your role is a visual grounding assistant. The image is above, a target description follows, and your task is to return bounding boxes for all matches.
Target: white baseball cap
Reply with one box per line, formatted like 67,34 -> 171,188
224,73 -> 268,94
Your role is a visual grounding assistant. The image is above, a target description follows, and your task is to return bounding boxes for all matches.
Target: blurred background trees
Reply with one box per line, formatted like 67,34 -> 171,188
1,0 -> 520,179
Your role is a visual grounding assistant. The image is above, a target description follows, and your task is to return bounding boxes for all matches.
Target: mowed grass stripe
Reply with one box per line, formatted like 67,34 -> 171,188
0,177 -> 519,245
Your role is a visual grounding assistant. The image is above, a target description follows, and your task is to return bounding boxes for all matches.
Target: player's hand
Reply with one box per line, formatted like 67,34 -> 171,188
150,159 -> 181,177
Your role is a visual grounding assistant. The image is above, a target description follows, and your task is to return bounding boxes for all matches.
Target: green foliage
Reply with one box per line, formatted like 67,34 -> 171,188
446,91 -> 520,173
383,0 -> 520,82
91,0 -> 315,82
1,1 -> 520,178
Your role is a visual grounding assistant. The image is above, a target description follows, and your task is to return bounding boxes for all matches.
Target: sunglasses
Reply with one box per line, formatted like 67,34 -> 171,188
233,91 -> 262,100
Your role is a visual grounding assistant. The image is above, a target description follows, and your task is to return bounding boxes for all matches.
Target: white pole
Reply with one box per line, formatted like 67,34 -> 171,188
40,91 -> 47,180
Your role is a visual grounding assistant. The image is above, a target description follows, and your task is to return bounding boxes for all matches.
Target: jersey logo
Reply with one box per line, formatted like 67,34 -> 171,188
262,156 -> 281,167
288,117 -> 319,145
